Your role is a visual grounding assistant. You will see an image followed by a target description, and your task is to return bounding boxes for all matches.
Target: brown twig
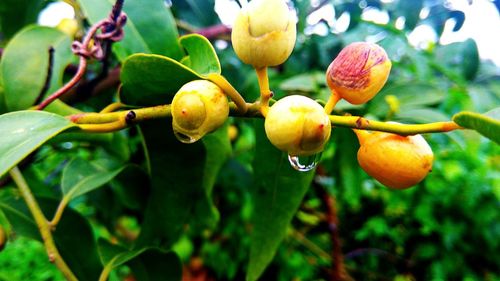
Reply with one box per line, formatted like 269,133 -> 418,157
36,0 -> 127,110
197,24 -> 232,39
176,19 -> 232,40
315,167 -> 352,281
37,57 -> 88,110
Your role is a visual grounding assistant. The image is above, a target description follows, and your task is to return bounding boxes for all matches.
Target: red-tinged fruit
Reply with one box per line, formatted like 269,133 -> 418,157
326,42 -> 391,105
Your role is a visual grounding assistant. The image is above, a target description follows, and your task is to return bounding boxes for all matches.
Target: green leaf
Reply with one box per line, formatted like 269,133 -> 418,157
98,239 -> 182,281
396,108 -> 451,123
179,34 -> 221,76
453,109 -> 500,144
247,120 -> 315,281
0,0 -> 44,38
193,124 -> 231,228
120,54 -> 200,106
434,39 -> 480,81
0,26 -> 73,111
0,78 -> 5,114
396,0 -> 423,30
335,129 -> 364,209
369,83 -> 446,117
111,165 -> 150,211
0,111 -> 75,177
77,0 -> 183,61
135,121 -> 230,247
175,0 -> 219,27
279,72 -> 325,93
120,34 -> 223,107
127,248 -> 182,281
61,158 -> 126,202
0,195 -> 103,281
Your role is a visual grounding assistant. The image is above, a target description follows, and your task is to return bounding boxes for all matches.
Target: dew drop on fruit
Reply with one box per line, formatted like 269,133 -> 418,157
173,130 -> 200,144
288,153 -> 322,172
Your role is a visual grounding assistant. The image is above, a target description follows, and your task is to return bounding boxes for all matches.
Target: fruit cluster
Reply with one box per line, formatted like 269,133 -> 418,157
170,0 -> 434,189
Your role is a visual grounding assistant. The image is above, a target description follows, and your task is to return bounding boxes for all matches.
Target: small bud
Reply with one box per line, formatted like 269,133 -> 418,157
172,80 -> 229,143
265,95 -> 331,156
231,0 -> 297,68
356,131 -> 434,189
326,42 -> 391,105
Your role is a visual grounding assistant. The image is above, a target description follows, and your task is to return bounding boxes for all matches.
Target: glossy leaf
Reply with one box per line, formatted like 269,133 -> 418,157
0,111 -> 75,177
136,120 -> 230,247
175,0 -> 218,26
179,34 -> 221,76
0,195 -> 102,280
98,239 -> 182,281
453,109 -> 500,144
193,124 -> 231,228
0,26 -> 73,111
120,54 -> 200,106
77,0 -> 183,61
120,34 -> 222,106
0,0 -> 44,38
247,120 -> 315,281
61,158 -> 126,201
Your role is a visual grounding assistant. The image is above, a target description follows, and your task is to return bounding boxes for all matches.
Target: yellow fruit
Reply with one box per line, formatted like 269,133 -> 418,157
171,80 -> 229,143
356,131 -> 434,189
326,42 -> 391,105
231,0 -> 296,68
265,95 -> 331,156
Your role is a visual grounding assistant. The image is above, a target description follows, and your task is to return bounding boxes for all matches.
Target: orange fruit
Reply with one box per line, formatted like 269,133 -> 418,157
355,130 -> 434,189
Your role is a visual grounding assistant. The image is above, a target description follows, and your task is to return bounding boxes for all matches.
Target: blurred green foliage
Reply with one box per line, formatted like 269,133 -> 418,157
0,0 -> 499,280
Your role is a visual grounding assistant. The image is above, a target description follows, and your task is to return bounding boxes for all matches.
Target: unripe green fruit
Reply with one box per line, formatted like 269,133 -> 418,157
356,131 -> 434,189
231,0 -> 296,68
171,80 -> 229,143
265,95 -> 331,156
326,42 -> 391,105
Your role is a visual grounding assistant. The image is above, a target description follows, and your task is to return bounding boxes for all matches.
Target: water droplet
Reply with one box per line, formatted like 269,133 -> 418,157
288,153 -> 322,172
173,130 -> 201,144
164,0 -> 172,8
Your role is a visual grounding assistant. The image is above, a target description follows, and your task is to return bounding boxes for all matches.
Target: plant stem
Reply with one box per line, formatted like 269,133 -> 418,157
321,191 -> 351,281
329,115 -> 461,135
324,90 -> 341,114
207,73 -> 248,114
37,57 -> 88,110
255,67 -> 272,117
67,102 -> 462,136
289,229 -> 332,263
100,102 -> 125,113
49,196 -> 71,228
9,167 -> 78,281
